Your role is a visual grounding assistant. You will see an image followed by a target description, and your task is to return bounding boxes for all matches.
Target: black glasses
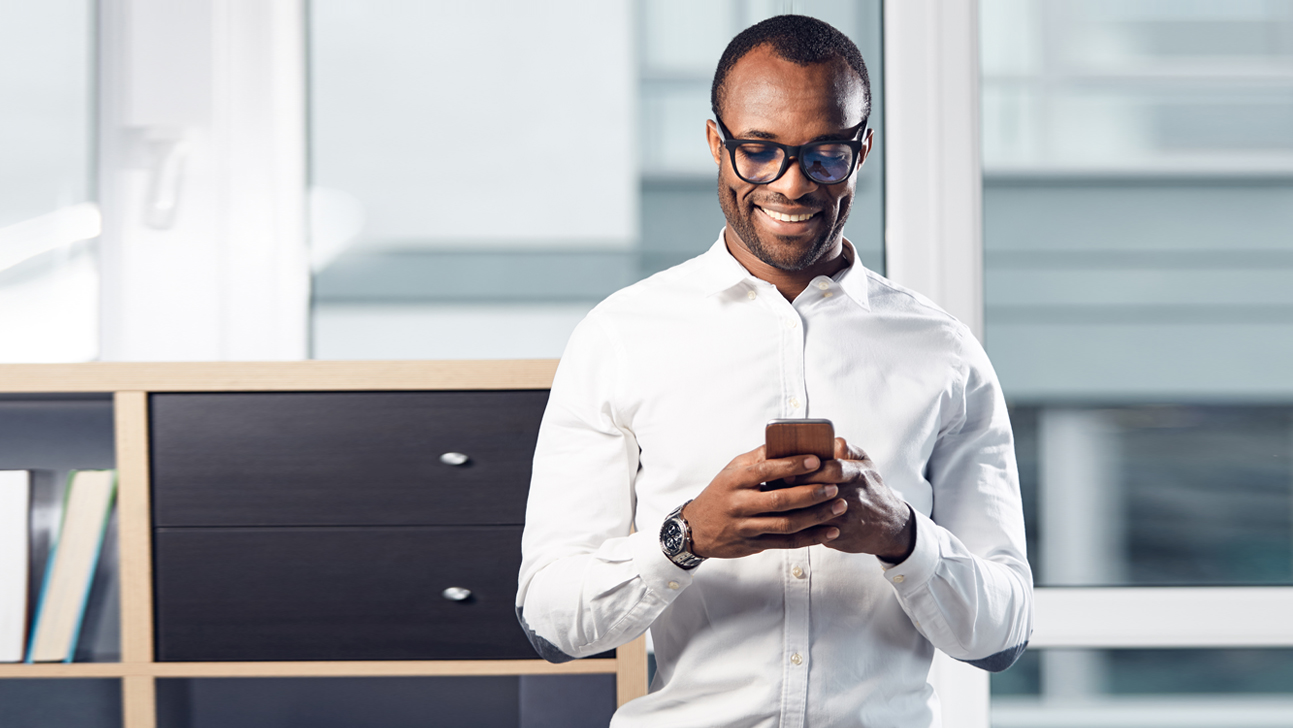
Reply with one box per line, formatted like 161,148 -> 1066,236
716,115 -> 868,185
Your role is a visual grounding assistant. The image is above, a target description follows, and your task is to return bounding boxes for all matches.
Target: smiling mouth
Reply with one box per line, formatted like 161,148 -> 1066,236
758,206 -> 818,223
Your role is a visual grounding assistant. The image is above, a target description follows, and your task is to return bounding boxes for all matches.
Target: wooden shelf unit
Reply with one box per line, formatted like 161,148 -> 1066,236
0,361 -> 649,728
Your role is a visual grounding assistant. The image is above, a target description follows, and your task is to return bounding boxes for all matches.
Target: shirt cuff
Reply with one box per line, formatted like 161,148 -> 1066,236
629,527 -> 698,597
879,508 -> 939,593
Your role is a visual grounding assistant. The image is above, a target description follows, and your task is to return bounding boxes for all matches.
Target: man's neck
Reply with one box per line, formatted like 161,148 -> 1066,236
723,228 -> 851,302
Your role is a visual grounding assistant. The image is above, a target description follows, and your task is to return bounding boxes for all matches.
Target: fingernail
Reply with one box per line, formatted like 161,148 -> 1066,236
831,499 -> 847,515
825,527 -> 840,540
804,456 -> 819,469
821,484 -> 838,498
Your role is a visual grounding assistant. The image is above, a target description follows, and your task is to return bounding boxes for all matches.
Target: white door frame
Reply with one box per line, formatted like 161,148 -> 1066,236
883,2 -> 989,725
97,0 -> 309,362
883,0 -> 984,342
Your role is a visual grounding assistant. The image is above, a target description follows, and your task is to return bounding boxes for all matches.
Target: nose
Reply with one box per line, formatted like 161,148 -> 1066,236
765,155 -> 819,200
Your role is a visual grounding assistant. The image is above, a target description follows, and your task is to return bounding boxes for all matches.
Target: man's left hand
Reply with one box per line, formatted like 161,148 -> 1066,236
784,438 -> 915,562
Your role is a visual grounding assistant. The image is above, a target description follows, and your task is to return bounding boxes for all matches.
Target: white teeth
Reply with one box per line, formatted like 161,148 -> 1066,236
760,207 -> 817,223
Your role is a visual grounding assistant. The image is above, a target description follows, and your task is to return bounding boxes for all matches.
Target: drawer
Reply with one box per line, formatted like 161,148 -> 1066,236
150,391 -> 548,527
154,526 -> 536,661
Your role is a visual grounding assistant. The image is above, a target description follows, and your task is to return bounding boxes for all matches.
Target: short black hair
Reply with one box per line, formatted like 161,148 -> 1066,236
711,15 -> 870,123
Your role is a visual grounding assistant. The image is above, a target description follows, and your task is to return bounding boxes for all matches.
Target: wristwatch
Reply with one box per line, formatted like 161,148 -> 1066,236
659,500 -> 706,570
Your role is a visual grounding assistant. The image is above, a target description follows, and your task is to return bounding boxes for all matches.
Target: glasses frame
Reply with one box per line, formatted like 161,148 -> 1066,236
715,115 -> 869,186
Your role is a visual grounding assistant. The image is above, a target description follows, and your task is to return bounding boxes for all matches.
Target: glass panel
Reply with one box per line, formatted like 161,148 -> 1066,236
1012,404 -> 1293,586
981,0 -> 1293,587
309,0 -> 884,359
981,0 -> 1293,172
993,648 -> 1293,727
0,1 -> 99,362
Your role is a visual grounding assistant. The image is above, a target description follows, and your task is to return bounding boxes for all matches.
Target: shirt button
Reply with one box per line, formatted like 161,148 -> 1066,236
823,291 -> 833,298
893,575 -> 905,584
787,319 -> 798,328
791,566 -> 805,579
790,653 -> 803,666
789,397 -> 802,409
747,289 -> 757,300
667,581 -> 680,590
816,281 -> 829,290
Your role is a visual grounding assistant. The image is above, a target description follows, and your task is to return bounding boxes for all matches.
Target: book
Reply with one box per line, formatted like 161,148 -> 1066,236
0,470 -> 30,662
26,470 -> 65,654
73,507 -> 121,661
26,469 -> 117,663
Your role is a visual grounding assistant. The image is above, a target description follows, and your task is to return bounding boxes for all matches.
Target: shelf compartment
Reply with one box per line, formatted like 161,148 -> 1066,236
153,674 -> 617,728
0,678 -> 122,728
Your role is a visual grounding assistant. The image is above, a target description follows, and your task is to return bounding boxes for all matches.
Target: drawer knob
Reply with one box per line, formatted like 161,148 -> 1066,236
441,587 -> 472,602
440,452 -> 470,466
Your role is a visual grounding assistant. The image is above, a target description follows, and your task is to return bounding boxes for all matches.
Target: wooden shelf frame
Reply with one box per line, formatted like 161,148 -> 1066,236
0,360 -> 561,393
0,361 -> 648,728
0,658 -> 620,679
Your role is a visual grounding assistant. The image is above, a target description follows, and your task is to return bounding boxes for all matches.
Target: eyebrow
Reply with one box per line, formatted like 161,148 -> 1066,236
736,120 -> 867,143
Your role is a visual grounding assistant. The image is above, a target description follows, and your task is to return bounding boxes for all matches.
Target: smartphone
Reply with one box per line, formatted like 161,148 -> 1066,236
764,418 -> 835,489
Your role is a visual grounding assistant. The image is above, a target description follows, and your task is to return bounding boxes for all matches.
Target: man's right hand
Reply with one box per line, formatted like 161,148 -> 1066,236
682,445 -> 847,559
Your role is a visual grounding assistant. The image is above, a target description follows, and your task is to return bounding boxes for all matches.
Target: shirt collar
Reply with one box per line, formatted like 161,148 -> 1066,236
694,227 -> 872,311
831,240 -> 872,311
693,229 -> 754,296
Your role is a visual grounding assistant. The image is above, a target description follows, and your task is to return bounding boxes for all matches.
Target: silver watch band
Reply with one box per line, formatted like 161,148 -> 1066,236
660,500 -> 706,570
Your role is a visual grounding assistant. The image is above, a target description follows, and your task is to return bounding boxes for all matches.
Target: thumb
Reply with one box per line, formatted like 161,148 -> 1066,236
834,437 -> 869,462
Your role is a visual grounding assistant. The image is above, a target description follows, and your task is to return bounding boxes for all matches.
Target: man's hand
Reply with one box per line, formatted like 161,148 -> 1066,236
682,445 -> 847,559
785,438 -> 915,562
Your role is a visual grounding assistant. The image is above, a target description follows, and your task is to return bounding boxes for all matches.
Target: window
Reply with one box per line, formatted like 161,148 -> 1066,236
981,2 -> 1293,724
0,1 -> 98,362
307,0 -> 884,359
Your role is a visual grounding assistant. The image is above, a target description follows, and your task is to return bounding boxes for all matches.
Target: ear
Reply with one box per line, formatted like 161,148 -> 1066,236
706,119 -> 724,167
857,127 -> 875,169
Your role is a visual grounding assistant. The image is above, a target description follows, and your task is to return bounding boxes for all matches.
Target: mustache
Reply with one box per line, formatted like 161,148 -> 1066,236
749,192 -> 824,212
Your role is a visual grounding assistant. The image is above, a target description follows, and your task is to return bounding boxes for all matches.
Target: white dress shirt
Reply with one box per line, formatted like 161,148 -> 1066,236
517,232 -> 1033,728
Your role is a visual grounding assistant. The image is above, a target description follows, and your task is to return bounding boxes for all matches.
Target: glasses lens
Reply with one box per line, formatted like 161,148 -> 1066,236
733,143 -> 784,183
802,143 -> 855,184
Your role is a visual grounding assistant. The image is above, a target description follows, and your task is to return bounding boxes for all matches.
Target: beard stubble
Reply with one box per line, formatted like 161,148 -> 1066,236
717,176 -> 851,272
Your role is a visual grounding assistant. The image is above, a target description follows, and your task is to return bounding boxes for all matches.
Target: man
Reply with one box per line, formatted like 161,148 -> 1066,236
517,15 -> 1032,728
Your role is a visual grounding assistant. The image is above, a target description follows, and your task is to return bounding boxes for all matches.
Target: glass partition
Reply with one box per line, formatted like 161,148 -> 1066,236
308,0 -> 884,360
1011,404 -> 1293,587
982,0 -> 1293,723
982,0 -> 1293,588
0,1 -> 98,362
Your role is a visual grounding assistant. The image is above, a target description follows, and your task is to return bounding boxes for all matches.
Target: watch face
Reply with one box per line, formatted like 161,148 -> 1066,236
661,519 -> 685,555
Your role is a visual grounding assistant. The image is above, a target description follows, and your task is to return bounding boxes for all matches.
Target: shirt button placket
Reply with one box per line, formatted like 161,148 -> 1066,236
773,288 -> 811,727
782,307 -> 807,418
781,550 -> 811,728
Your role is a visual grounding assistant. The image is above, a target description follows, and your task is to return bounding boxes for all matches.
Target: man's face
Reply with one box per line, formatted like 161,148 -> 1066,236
708,46 -> 871,272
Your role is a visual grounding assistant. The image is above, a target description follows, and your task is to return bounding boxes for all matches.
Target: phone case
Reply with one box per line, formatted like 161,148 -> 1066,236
765,419 -> 835,460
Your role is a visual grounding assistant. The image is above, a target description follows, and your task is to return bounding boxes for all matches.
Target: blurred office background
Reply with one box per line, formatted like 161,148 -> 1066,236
979,2 -> 1293,726
2,0 -> 1293,726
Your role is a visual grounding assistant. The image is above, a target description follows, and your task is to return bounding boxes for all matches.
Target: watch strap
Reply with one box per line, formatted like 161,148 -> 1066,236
660,500 -> 706,570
